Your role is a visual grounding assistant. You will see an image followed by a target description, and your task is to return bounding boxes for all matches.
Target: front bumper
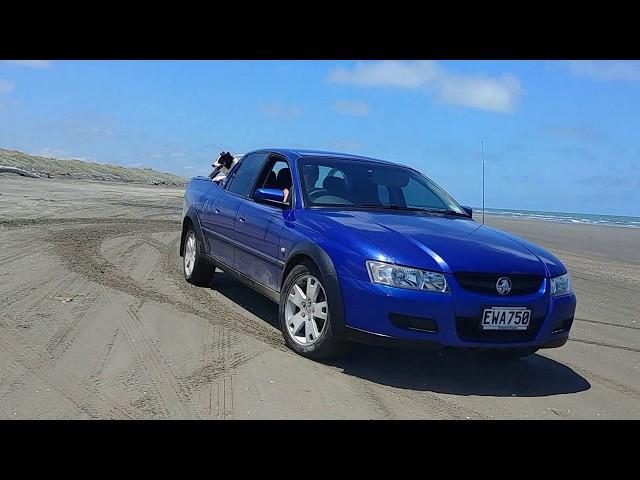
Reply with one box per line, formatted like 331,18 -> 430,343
338,273 -> 576,350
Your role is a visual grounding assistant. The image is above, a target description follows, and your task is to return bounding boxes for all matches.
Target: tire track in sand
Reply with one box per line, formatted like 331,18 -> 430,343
95,284 -> 194,419
0,328 -> 139,419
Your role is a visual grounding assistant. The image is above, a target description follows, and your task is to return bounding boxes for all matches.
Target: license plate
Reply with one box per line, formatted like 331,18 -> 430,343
481,307 -> 531,330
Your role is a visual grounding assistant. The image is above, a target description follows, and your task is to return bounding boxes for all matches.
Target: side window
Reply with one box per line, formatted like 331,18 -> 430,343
226,153 -> 268,197
257,159 -> 289,189
255,157 -> 293,205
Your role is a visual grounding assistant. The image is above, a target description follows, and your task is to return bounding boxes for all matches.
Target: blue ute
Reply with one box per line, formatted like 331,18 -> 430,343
180,149 -> 577,360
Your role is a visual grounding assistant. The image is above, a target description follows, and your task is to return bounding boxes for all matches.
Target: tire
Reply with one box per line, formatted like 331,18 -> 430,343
183,228 -> 215,287
279,261 -> 348,360
474,348 -> 539,362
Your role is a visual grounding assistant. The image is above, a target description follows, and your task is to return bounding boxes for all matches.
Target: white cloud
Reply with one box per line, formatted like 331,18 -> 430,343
62,113 -> 115,137
36,147 -> 71,158
329,139 -> 363,152
543,125 -> 602,143
333,100 -> 371,117
34,147 -> 95,162
2,60 -> 52,69
74,126 -> 113,136
327,61 -> 522,113
567,60 -> 640,81
435,73 -> 521,113
0,79 -> 15,95
260,102 -> 302,118
328,61 -> 439,88
182,164 -> 210,176
141,147 -> 193,162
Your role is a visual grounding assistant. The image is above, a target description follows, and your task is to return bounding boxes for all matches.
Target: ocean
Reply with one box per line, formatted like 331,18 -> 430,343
480,208 -> 640,229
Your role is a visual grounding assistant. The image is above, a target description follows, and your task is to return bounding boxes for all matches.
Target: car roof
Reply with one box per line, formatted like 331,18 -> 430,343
251,148 -> 411,169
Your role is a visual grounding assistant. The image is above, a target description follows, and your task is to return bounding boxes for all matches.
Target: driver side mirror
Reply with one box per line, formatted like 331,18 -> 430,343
254,188 -> 286,206
462,206 -> 473,217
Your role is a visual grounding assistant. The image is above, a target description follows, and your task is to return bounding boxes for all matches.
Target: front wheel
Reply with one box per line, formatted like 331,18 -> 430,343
279,261 -> 348,360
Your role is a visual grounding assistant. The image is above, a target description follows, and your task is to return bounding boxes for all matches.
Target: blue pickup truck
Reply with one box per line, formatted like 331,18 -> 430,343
180,149 -> 576,360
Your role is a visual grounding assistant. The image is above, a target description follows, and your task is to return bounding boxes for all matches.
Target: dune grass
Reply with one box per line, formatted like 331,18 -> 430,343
0,148 -> 187,185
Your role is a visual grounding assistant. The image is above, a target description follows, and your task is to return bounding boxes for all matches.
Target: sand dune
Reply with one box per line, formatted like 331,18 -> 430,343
0,148 -> 186,186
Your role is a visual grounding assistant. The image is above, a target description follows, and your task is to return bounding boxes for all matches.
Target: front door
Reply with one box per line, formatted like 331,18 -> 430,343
234,156 -> 292,291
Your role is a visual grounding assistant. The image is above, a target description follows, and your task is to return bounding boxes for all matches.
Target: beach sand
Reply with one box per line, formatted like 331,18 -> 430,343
482,214 -> 640,414
0,175 -> 638,419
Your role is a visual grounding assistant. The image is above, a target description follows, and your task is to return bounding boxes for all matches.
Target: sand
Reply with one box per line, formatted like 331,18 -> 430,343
0,175 -> 638,419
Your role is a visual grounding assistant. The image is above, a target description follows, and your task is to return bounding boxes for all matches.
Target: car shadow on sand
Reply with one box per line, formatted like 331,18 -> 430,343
209,271 -> 281,328
327,344 -> 591,397
210,271 -> 591,398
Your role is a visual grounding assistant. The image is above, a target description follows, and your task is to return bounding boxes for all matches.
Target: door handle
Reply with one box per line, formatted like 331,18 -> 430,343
214,208 -> 220,214
238,216 -> 246,223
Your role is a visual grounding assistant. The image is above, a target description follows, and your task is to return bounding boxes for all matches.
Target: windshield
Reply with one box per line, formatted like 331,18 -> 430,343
298,157 -> 466,215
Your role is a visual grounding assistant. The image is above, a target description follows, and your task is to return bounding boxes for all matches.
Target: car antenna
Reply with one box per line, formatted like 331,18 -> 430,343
482,140 -> 485,225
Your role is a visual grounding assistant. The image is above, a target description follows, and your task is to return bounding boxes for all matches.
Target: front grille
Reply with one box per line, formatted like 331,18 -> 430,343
455,314 -> 545,343
454,272 -> 543,296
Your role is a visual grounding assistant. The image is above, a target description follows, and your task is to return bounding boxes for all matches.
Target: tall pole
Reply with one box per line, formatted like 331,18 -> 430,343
482,140 -> 485,225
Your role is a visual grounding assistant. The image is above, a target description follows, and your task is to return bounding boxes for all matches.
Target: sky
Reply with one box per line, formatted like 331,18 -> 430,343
1,60 -> 639,216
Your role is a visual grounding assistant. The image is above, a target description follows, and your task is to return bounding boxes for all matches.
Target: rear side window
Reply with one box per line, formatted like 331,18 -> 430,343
226,153 -> 268,197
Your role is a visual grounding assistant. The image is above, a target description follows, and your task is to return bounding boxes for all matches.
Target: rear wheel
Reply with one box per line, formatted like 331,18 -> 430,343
279,261 -> 348,359
183,228 -> 215,287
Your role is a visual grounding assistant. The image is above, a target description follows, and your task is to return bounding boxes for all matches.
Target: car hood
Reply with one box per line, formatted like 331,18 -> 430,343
303,210 -> 565,277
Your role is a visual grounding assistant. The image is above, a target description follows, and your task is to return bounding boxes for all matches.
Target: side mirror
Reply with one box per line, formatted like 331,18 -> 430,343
462,206 -> 473,217
254,188 -> 285,205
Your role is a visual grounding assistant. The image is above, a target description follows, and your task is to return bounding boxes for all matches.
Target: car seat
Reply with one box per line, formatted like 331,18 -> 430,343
276,168 -> 292,191
323,176 -> 347,195
264,170 -> 278,188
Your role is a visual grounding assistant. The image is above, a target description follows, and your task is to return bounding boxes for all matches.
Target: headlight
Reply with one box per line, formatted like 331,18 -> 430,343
550,272 -> 573,297
366,260 -> 449,293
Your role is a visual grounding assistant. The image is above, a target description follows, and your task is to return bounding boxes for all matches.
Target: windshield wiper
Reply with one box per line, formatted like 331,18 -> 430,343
419,208 -> 471,217
448,210 -> 472,217
358,204 -> 471,217
358,203 -> 426,211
